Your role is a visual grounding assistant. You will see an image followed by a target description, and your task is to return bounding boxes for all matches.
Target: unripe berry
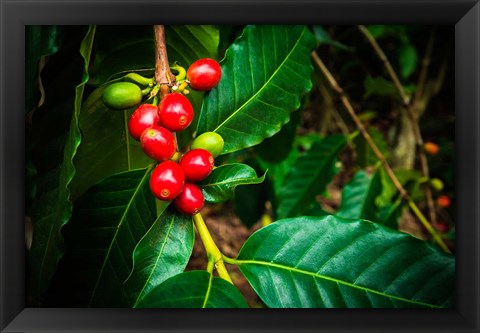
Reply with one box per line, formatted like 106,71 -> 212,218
102,82 -> 142,110
190,132 -> 224,158
128,104 -> 160,141
140,125 -> 176,161
424,142 -> 439,155
430,178 -> 444,192
187,58 -> 222,91
174,183 -> 205,215
150,161 -> 185,201
158,93 -> 194,132
179,149 -> 214,182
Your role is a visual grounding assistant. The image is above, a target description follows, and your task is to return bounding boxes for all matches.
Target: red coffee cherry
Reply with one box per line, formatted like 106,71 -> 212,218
424,142 -> 440,155
140,125 -> 176,161
150,161 -> 185,201
187,58 -> 222,91
128,104 -> 160,141
179,149 -> 214,182
437,195 -> 451,208
173,183 -> 205,215
158,93 -> 194,132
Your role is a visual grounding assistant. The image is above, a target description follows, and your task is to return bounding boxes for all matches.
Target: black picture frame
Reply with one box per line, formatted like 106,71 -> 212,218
1,0 -> 479,332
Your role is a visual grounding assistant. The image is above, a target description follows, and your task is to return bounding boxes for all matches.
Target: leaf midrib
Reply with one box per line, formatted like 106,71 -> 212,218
131,214 -> 176,307
234,258 -> 441,308
88,165 -> 153,306
211,27 -> 307,133
202,273 -> 214,308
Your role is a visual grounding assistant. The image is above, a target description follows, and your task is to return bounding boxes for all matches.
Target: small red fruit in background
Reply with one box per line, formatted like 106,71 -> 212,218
128,104 -> 160,141
435,220 -> 451,233
424,142 -> 439,155
150,161 -> 185,201
158,93 -> 194,132
437,195 -> 451,208
179,149 -> 214,182
187,58 -> 222,91
174,183 -> 205,215
140,125 -> 176,161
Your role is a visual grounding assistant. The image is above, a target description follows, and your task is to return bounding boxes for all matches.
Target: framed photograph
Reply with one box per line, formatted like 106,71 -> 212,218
1,0 -> 479,332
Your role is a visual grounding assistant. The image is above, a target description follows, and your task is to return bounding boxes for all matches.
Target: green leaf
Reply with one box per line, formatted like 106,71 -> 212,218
26,25 -> 64,113
364,76 -> 398,99
68,79 -> 154,200
276,135 -> 347,219
354,127 -> 389,168
124,208 -> 195,307
400,44 -> 418,79
136,271 -> 248,308
337,170 -> 382,221
197,25 -> 317,154
364,75 -> 416,100
312,26 -> 353,51
234,215 -> 454,308
29,26 -> 96,298
199,163 -> 265,203
255,110 -> 300,163
59,166 -> 157,307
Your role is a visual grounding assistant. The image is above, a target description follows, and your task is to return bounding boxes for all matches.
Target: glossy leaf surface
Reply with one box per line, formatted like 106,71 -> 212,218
197,25 -> 317,153
124,208 -> 195,307
60,167 -> 157,306
276,135 -> 347,219
136,271 -> 248,308
29,26 -> 96,297
337,170 -> 382,221
235,215 -> 454,308
199,163 -> 265,203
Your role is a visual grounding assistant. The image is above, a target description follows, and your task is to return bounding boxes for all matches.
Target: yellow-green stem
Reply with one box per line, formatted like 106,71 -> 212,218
408,200 -> 451,253
193,213 -> 233,284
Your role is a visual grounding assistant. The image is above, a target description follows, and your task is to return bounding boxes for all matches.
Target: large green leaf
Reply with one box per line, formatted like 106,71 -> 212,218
135,271 -> 248,308
26,25 -> 64,113
197,25 -> 317,154
124,208 -> 195,307
29,26 -> 96,298
276,135 -> 347,219
199,163 -> 265,203
232,215 -> 454,308
59,166 -> 157,307
337,170 -> 382,221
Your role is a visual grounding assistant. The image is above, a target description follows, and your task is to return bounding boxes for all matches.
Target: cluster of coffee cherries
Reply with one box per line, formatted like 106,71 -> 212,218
103,58 -> 223,215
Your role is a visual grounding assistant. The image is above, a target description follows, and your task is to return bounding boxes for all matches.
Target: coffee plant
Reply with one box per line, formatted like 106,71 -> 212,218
26,25 -> 455,308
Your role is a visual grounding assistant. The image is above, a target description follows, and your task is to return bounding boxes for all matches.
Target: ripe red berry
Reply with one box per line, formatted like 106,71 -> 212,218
179,149 -> 214,182
158,93 -> 194,132
174,183 -> 205,215
437,195 -> 451,208
140,125 -> 176,161
150,161 -> 185,201
187,58 -> 222,91
128,104 -> 160,141
424,142 -> 440,155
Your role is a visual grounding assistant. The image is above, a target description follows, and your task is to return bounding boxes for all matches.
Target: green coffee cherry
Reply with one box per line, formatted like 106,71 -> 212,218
102,82 -> 142,110
191,132 -> 224,157
430,178 -> 444,192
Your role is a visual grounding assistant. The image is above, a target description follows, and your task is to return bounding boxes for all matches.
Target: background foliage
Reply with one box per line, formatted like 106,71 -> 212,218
26,25 -> 455,308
